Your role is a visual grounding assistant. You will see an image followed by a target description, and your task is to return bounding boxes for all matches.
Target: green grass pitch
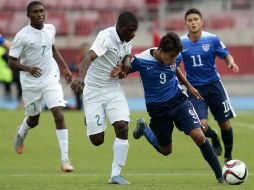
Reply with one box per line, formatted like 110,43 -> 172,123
0,109 -> 253,190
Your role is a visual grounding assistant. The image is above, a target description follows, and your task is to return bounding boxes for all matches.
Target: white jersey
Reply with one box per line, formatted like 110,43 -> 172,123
85,26 -> 132,87
9,24 -> 60,90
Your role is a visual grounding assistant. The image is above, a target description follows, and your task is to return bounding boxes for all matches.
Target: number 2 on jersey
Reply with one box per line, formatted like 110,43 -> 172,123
95,114 -> 102,126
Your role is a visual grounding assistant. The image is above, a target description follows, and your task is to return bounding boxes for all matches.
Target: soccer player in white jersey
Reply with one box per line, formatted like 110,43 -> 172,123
71,12 -> 138,184
9,1 -> 73,172
176,8 -> 239,163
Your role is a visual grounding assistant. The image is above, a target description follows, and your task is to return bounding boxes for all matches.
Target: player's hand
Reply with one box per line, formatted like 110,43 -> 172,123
63,68 -> 72,84
228,62 -> 239,73
71,77 -> 84,93
189,86 -> 203,101
28,67 -> 42,78
111,64 -> 126,79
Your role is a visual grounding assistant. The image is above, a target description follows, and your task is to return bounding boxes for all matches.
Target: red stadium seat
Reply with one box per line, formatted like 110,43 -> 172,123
0,12 -> 13,34
8,12 -> 28,36
41,0 -> 58,9
98,11 -> 116,29
47,12 -> 68,35
89,0 -> 109,10
3,0 -> 26,10
0,0 -> 7,10
74,12 -> 100,36
165,19 -> 185,31
210,15 -> 235,29
75,20 -> 95,36
108,0 -> 126,9
76,0 -> 93,9
58,0 -> 79,10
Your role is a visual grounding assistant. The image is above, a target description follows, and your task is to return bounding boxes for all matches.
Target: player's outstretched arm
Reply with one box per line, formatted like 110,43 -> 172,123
52,45 -> 72,84
176,67 -> 203,100
224,54 -> 239,73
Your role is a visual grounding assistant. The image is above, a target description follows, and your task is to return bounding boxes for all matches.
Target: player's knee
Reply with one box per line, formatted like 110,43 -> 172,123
89,134 -> 104,146
27,116 -> 39,127
194,134 -> 206,146
113,120 -> 128,139
54,112 -> 64,125
219,120 -> 231,131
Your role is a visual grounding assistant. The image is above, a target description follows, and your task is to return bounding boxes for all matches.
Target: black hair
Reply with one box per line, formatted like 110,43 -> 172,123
27,1 -> 44,13
117,12 -> 138,27
158,32 -> 182,53
184,8 -> 202,20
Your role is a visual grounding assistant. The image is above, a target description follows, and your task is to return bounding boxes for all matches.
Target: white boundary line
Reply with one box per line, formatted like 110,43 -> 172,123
0,173 -> 253,177
234,121 -> 254,130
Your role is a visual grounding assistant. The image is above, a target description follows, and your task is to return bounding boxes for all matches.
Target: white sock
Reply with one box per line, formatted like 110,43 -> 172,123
111,138 -> 129,178
56,129 -> 69,162
18,117 -> 32,138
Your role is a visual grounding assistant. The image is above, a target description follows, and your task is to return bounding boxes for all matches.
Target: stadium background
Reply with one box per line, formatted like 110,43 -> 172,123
0,0 -> 253,110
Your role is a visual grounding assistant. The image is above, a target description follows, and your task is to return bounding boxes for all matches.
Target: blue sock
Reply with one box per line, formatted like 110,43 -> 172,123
204,125 -> 218,141
143,127 -> 161,153
199,139 -> 222,179
221,127 -> 233,159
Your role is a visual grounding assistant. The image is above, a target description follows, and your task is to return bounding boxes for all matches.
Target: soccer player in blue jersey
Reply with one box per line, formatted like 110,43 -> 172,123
112,32 -> 223,183
176,8 -> 239,163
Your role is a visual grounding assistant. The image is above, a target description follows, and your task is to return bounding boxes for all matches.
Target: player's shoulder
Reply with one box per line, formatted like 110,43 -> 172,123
15,25 -> 30,38
43,23 -> 56,32
97,27 -> 115,39
180,33 -> 191,44
200,31 -> 221,44
180,33 -> 188,40
202,31 -> 217,38
44,23 -> 55,29
135,48 -> 155,61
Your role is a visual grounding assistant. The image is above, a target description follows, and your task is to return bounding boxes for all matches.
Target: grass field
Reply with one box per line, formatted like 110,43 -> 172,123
0,109 -> 253,190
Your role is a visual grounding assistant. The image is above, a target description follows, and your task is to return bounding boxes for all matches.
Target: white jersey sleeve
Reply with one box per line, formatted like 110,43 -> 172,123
9,33 -> 24,58
90,31 -> 110,57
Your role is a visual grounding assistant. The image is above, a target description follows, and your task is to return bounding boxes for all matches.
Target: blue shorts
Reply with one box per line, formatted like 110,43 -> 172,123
146,90 -> 202,146
188,80 -> 236,124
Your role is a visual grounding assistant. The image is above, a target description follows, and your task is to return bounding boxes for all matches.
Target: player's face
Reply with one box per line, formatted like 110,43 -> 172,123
160,50 -> 178,65
28,4 -> 45,29
185,13 -> 203,34
120,23 -> 138,42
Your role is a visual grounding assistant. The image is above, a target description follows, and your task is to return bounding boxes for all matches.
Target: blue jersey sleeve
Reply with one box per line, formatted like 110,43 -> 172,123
130,56 -> 142,73
0,35 -> 5,45
213,36 -> 229,59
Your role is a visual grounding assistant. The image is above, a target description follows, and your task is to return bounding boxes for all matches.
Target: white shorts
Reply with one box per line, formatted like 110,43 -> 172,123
83,84 -> 130,136
22,82 -> 67,116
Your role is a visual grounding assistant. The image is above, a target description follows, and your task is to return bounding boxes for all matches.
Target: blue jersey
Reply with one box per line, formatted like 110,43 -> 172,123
0,34 -> 5,45
131,48 -> 180,104
176,31 -> 229,86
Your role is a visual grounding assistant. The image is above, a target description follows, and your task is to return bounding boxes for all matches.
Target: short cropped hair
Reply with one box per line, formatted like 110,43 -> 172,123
27,1 -> 44,13
184,8 -> 202,20
159,32 -> 183,53
117,12 -> 138,27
